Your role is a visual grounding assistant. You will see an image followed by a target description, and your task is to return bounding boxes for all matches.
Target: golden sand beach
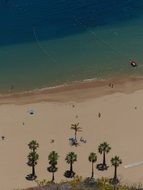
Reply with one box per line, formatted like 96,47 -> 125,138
0,76 -> 143,190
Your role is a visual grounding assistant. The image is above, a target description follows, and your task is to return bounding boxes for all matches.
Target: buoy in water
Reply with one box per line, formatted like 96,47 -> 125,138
130,61 -> 137,67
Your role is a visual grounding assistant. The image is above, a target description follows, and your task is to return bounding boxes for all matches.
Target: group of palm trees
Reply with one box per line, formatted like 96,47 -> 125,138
88,142 -> 122,185
26,140 -> 122,185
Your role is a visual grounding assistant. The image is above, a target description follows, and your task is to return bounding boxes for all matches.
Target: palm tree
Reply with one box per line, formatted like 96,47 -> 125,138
97,142 -> 111,170
88,152 -> 97,178
47,151 -> 59,182
71,123 -> 82,141
110,156 -> 122,185
27,151 -> 39,178
64,152 -> 77,178
27,140 -> 39,180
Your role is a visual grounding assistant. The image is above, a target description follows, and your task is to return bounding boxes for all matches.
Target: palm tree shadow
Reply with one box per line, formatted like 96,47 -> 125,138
25,174 -> 37,181
69,138 -> 80,147
84,177 -> 97,186
64,170 -> 75,178
96,163 -> 109,171
72,141 -> 80,147
109,178 -> 119,185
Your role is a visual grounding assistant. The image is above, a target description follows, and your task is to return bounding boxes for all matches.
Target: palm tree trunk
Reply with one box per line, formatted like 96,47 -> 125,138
70,162 -> 73,173
52,172 -> 55,182
103,151 -> 106,166
75,131 -> 77,141
32,165 -> 35,177
91,162 -> 94,178
114,165 -> 117,180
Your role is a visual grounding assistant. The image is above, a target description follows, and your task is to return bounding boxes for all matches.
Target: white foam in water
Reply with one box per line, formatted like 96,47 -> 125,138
83,78 -> 97,82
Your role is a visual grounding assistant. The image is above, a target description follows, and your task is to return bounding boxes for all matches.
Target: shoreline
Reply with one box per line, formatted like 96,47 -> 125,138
0,75 -> 143,104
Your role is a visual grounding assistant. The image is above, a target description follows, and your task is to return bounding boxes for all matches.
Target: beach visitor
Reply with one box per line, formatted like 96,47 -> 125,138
1,136 -> 5,140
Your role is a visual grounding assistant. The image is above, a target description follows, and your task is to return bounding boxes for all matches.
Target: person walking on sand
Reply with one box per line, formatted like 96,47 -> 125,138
1,136 -> 5,140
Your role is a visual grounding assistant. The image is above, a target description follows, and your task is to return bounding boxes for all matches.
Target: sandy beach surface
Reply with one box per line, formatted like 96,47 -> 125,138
1,76 -> 143,190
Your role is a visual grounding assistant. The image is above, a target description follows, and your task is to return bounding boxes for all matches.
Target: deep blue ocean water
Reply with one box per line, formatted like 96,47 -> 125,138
0,0 -> 143,92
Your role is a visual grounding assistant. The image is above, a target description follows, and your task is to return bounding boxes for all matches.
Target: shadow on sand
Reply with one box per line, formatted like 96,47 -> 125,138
25,174 -> 37,181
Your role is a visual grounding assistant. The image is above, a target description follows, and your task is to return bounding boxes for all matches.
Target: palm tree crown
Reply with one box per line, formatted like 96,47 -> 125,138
65,152 -> 77,164
27,151 -> 39,166
71,123 -> 82,132
88,152 -> 97,163
48,151 -> 59,165
28,140 -> 39,152
98,142 -> 111,154
111,156 -> 122,167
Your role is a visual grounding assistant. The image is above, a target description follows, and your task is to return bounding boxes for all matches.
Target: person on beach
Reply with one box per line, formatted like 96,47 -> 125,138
98,112 -> 101,118
50,139 -> 54,143
9,84 -> 14,92
109,83 -> 114,88
1,136 -> 5,140
80,137 -> 87,144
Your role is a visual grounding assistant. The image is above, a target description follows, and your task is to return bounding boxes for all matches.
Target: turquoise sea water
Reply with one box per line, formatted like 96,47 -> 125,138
1,0 -> 143,92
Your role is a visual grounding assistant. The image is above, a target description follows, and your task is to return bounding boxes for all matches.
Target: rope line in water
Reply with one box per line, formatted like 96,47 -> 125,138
73,16 -> 143,69
33,14 -> 143,70
137,64 -> 143,68
73,17 -> 129,58
90,30 -> 123,56
33,27 -> 57,63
